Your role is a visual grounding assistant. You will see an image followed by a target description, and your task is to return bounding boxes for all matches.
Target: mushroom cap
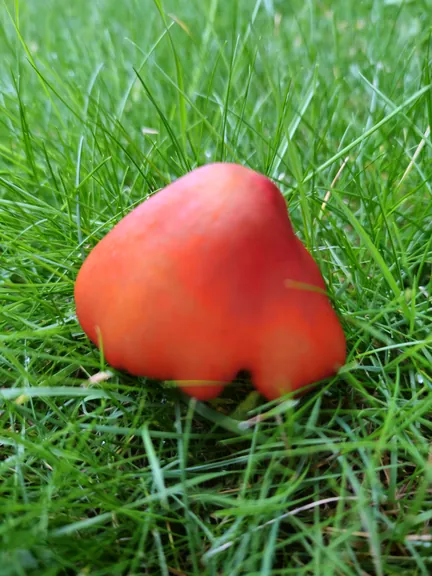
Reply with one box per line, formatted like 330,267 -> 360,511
74,163 -> 346,400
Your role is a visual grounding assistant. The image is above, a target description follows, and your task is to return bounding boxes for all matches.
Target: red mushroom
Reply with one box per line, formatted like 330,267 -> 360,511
74,163 -> 346,401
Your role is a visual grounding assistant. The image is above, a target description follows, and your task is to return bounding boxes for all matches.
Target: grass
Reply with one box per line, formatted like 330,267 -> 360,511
0,0 -> 431,574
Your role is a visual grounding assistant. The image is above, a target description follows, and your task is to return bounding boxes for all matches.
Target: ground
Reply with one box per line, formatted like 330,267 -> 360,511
0,0 -> 431,574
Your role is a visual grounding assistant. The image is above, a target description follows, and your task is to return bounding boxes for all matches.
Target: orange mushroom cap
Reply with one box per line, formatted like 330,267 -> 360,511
74,163 -> 346,401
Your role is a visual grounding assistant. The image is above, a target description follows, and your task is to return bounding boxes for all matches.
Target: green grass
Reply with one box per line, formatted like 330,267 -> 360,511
1,0 -> 431,574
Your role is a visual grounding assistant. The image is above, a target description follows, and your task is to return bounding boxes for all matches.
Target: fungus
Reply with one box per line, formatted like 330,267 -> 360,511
74,163 -> 346,401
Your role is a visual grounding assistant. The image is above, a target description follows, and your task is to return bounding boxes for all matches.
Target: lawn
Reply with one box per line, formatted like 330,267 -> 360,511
0,0 -> 431,574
